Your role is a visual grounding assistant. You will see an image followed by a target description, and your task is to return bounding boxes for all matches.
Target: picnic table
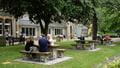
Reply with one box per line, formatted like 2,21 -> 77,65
33,44 -> 60,59
48,45 -> 60,59
75,40 -> 98,50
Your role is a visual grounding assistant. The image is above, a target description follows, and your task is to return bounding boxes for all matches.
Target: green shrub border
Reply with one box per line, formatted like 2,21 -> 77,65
97,55 -> 120,68
0,36 -> 6,46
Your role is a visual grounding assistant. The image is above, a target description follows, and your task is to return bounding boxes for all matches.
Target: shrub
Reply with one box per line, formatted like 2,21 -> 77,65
0,36 -> 6,46
98,56 -> 120,68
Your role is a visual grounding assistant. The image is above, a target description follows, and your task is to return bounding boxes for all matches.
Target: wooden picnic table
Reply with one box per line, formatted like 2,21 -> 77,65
75,40 -> 98,50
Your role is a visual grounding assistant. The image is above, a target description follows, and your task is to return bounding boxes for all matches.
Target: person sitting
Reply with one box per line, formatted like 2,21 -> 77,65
103,35 -> 112,45
38,35 -> 50,52
25,38 -> 39,58
25,38 -> 38,52
47,34 -> 55,46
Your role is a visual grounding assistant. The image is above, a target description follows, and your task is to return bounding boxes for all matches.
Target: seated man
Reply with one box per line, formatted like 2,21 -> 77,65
38,35 -> 50,52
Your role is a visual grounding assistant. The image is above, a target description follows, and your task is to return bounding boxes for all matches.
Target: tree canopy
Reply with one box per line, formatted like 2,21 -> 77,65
98,0 -> 120,34
0,0 -> 119,38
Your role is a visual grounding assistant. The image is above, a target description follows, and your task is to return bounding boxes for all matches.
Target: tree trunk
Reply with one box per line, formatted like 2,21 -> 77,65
92,12 -> 98,40
41,24 -> 49,36
39,20 -> 49,36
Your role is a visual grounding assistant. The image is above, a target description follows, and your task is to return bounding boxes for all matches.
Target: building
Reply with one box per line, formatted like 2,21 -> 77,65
18,15 -> 75,39
17,15 -> 41,38
0,12 -> 16,37
0,13 -> 88,39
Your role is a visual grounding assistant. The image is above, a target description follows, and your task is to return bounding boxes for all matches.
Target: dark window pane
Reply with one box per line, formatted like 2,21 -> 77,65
30,28 -> 32,36
26,28 -> 28,36
0,25 -> 2,29
22,28 -> 25,34
0,30 -> 2,34
55,29 -> 63,35
33,28 -> 35,36
5,25 -> 9,29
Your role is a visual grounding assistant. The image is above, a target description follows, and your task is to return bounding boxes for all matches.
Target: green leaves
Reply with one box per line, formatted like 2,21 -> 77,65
99,0 -> 120,34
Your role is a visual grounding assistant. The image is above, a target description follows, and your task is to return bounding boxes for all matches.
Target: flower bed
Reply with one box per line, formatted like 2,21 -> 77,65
97,56 -> 120,68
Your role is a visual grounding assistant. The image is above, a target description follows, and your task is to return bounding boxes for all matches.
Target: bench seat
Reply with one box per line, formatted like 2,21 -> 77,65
56,49 -> 66,58
20,50 -> 51,62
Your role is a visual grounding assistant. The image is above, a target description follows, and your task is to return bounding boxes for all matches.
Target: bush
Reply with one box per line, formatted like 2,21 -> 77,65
0,36 -> 6,46
98,56 -> 120,68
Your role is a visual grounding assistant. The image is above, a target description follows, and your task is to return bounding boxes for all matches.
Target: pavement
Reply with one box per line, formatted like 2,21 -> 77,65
15,57 -> 72,65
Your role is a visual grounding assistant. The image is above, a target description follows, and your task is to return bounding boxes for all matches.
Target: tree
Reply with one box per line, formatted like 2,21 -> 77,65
0,0 -> 60,35
59,0 -> 99,40
98,0 -> 120,35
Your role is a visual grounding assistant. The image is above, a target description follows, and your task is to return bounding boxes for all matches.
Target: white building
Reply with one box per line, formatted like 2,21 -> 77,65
0,13 -> 88,39
17,15 -> 75,39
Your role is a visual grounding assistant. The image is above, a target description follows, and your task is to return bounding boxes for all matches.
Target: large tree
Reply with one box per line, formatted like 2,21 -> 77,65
59,0 -> 99,40
0,0 -> 60,35
1,0 -> 118,39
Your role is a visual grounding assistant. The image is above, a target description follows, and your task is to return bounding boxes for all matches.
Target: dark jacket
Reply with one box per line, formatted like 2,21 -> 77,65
25,40 -> 34,51
39,37 -> 50,52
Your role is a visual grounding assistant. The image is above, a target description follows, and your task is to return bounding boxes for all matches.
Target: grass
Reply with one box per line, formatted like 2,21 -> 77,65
0,41 -> 120,68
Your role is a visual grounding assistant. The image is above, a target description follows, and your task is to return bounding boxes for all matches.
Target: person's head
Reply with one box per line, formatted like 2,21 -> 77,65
26,38 -> 30,43
41,34 -> 45,37
30,40 -> 34,45
47,34 -> 52,40
40,34 -> 47,39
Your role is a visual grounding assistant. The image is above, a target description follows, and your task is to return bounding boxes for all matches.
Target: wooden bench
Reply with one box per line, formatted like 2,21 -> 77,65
56,49 -> 66,58
20,50 -> 51,62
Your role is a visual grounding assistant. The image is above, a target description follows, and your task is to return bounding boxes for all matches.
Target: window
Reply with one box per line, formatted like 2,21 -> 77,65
22,28 -> 25,34
26,28 -> 29,36
48,29 -> 51,34
0,25 -> 2,34
55,28 -> 63,35
0,19 -> 3,24
30,28 -> 33,36
0,25 -> 2,29
22,27 -> 36,36
5,19 -> 11,23
5,25 -> 10,33
0,20 -> 2,23
33,28 -> 35,36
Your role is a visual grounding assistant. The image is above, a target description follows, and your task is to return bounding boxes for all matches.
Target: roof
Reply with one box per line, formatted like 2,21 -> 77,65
19,20 -> 39,26
49,23 -> 67,28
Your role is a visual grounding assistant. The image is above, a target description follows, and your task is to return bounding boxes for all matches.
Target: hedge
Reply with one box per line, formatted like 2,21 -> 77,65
0,36 -> 6,46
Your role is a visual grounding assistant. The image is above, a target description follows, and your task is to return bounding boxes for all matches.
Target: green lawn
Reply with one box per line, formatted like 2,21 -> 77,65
0,41 -> 120,68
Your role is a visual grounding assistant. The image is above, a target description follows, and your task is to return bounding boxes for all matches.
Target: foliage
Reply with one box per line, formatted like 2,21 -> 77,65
0,0 -> 101,39
98,0 -> 120,34
99,56 -> 120,68
0,36 -> 6,46
0,0 -> 60,35
1,0 -> 120,38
